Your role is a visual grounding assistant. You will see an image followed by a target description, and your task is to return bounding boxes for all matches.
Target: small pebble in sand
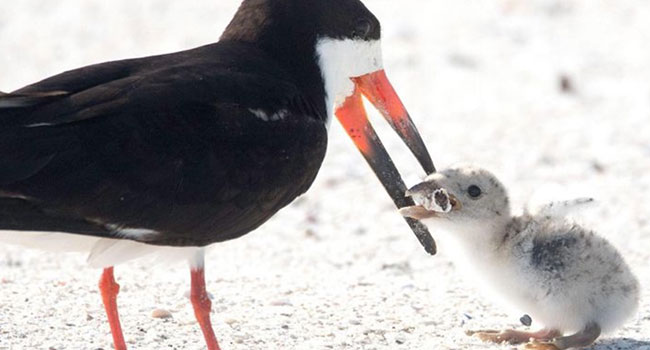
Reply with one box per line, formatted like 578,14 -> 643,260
270,299 -> 293,307
151,309 -> 173,319
559,74 -> 575,94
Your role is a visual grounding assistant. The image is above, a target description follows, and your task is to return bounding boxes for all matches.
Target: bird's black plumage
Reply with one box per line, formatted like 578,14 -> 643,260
0,42 -> 328,246
0,0 -> 436,254
0,1 -> 439,349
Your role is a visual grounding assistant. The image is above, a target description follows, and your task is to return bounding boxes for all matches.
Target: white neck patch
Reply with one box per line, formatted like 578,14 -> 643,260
315,38 -> 384,124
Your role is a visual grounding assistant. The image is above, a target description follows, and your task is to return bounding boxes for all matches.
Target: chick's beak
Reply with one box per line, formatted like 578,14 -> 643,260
449,194 -> 462,211
399,206 -> 438,220
335,69 -> 436,255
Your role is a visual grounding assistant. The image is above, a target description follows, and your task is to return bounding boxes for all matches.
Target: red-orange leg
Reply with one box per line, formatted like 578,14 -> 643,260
190,267 -> 221,350
99,267 -> 127,350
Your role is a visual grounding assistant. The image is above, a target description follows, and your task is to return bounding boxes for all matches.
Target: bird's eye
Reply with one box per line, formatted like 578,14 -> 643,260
467,185 -> 482,198
352,19 -> 372,39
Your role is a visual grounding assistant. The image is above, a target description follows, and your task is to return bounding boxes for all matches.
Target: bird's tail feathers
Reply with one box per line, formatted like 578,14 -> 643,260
528,197 -> 597,217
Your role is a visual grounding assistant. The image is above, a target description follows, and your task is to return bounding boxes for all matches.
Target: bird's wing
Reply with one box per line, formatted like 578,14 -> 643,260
0,57 -> 137,119
0,90 -> 70,109
0,44 -> 327,246
530,232 -> 580,273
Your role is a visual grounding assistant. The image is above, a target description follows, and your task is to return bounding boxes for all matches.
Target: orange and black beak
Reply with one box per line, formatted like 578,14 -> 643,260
335,69 -> 437,255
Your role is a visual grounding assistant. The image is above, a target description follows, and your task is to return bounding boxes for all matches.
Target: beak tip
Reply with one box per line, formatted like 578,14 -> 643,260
398,207 -> 412,217
406,218 -> 437,255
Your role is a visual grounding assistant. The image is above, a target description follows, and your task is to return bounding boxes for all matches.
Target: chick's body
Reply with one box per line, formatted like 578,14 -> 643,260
401,165 -> 639,349
502,214 -> 638,334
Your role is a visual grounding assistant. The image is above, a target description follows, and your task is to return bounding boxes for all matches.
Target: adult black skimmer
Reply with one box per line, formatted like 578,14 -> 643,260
0,0 -> 436,349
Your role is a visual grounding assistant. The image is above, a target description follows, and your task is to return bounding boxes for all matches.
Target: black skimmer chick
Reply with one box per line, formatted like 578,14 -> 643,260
0,0 -> 437,349
401,165 -> 639,350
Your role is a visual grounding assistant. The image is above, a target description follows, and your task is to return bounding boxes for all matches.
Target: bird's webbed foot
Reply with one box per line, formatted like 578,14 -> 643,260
524,322 -> 600,350
525,340 -> 560,350
466,328 -> 561,345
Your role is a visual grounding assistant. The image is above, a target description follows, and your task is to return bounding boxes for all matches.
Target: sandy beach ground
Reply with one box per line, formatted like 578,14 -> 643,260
1,0 -> 649,349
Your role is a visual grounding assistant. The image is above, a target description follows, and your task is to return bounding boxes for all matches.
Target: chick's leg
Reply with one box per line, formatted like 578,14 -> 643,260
525,322 -> 600,350
466,328 -> 561,345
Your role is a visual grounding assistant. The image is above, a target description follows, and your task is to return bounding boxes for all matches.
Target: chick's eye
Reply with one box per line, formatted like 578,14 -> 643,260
467,185 -> 482,198
352,19 -> 372,39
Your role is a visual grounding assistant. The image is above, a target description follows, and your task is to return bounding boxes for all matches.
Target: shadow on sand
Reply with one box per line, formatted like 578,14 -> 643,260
590,338 -> 650,349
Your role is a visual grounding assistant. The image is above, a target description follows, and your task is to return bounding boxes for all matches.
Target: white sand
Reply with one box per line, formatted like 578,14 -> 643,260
1,0 -> 649,349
